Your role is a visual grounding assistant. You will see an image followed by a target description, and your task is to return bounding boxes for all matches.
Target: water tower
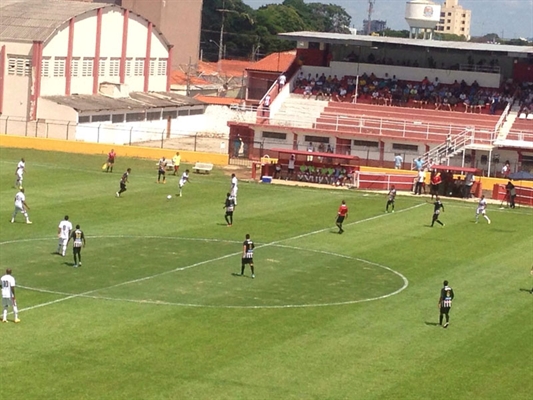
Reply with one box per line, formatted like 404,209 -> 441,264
405,0 -> 441,39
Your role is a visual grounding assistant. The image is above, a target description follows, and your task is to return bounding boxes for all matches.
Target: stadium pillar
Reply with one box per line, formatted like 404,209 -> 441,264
470,149 -> 476,168
120,9 -> 129,84
93,8 -> 103,95
65,18 -> 75,96
144,22 -> 152,92
379,140 -> 384,167
0,45 -> 5,115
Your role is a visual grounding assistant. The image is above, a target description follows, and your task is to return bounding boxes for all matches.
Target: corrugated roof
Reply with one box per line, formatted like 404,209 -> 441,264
0,0 -> 170,47
43,92 -> 204,112
247,51 -> 297,73
278,31 -> 533,55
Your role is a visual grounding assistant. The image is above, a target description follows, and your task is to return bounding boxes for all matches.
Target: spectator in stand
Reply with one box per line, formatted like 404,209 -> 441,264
287,154 -> 296,181
414,157 -> 423,171
394,153 -> 403,169
278,73 -> 286,90
303,84 -> 313,99
262,94 -> 271,117
501,160 -> 511,178
336,87 -> 347,102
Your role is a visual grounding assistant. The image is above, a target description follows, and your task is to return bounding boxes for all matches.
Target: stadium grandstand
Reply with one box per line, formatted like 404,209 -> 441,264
228,32 -> 533,179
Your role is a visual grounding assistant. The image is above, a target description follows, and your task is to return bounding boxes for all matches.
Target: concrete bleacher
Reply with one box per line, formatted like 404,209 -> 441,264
506,118 -> 533,143
312,101 -> 498,145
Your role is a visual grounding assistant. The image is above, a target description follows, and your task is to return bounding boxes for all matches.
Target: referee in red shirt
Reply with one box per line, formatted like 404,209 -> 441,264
336,200 -> 348,234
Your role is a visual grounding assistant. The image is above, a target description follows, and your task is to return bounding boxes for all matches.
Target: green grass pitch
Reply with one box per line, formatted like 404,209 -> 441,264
1,147 -> 532,400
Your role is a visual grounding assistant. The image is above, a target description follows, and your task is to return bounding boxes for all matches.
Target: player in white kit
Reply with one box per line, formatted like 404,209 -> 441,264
475,195 -> 491,224
178,169 -> 190,197
2,268 -> 20,323
57,215 -> 73,256
230,173 -> 238,205
14,158 -> 25,188
11,188 -> 32,224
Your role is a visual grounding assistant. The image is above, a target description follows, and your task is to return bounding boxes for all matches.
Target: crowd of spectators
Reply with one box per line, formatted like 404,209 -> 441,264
294,70 -> 513,114
516,82 -> 533,118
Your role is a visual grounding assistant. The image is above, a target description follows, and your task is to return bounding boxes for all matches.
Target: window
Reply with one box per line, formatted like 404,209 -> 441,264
461,27 -> 465,31
78,116 -> 90,123
134,58 -> 144,76
353,139 -> 378,147
447,19 -> 451,23
439,19 -> 444,24
112,114 -> 124,123
109,58 -> 120,77
53,57 -> 66,77
71,57 -> 80,77
462,13 -> 466,17
178,109 -> 189,116
7,57 -> 31,76
189,108 -> 204,116
146,111 -> 161,121
304,135 -> 329,144
125,112 -> 145,122
162,110 -> 177,119
41,57 -> 50,77
149,59 -> 156,76
392,143 -> 418,152
447,12 -> 451,16
446,27 -> 450,30
440,12 -> 445,17
99,58 -> 107,76
157,59 -> 167,76
262,131 -> 287,140
125,58 -> 133,76
92,114 -> 111,122
82,58 -> 93,77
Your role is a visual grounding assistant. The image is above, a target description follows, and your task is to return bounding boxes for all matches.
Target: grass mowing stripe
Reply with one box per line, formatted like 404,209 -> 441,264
13,205 -> 421,312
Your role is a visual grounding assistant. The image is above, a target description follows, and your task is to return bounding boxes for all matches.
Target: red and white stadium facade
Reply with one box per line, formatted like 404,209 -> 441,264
0,0 -> 172,121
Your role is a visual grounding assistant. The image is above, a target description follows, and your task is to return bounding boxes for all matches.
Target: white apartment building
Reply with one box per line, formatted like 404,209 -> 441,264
436,0 -> 471,39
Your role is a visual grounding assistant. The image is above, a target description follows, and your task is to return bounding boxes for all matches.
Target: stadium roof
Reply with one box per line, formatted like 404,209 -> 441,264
278,31 -> 533,56
43,92 -> 203,113
0,0 -> 169,47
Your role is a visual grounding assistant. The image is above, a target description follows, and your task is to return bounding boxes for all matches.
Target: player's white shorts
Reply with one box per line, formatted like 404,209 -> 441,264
13,206 -> 25,215
58,237 -> 68,246
231,188 -> 238,197
179,181 -> 185,188
476,207 -> 486,215
2,297 -> 13,307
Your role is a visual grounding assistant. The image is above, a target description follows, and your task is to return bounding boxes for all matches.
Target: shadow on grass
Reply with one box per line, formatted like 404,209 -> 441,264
519,288 -> 532,294
424,322 -> 440,326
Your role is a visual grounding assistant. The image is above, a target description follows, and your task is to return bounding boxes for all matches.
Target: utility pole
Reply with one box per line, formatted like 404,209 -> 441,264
185,56 -> 193,97
367,0 -> 376,35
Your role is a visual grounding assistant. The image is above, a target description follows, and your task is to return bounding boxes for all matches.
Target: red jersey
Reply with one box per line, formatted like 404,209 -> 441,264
108,151 -> 116,161
338,204 -> 348,217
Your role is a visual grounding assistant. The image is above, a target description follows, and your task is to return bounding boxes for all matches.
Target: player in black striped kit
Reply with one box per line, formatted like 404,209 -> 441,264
438,280 -> 454,328
68,224 -> 86,268
240,234 -> 255,278
430,196 -> 445,227
223,193 -> 235,226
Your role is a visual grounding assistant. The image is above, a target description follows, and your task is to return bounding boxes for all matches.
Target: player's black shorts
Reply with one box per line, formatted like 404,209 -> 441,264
225,211 -> 233,216
73,247 -> 81,255
242,257 -> 253,264
336,216 -> 345,224
120,182 -> 126,190
440,306 -> 451,315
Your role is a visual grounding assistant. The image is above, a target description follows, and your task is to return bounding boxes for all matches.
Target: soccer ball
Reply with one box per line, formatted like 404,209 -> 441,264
167,195 -> 172,199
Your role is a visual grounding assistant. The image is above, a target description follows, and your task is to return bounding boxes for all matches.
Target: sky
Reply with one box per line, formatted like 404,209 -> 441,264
243,0 -> 533,39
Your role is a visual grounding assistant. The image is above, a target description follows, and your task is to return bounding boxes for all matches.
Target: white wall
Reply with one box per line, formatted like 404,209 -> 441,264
40,7 -> 169,98
0,41 -> 33,117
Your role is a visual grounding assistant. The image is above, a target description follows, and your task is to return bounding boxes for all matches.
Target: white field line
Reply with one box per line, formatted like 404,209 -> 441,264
12,204 -> 423,312
20,244 -> 409,309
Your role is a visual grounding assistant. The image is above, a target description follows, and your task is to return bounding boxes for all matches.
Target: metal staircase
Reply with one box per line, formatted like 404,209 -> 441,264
416,128 -> 478,170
